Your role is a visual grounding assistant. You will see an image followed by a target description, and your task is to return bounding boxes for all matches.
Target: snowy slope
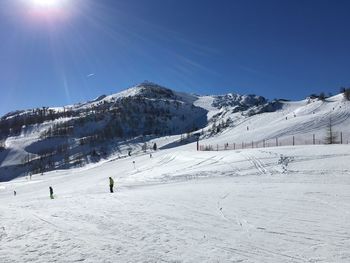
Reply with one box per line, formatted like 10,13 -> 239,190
201,94 -> 350,147
1,83 -> 350,182
1,85 -> 350,261
1,143 -> 350,262
0,82 -> 208,180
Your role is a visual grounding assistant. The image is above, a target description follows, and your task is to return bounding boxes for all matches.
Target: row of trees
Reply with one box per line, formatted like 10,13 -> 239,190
309,87 -> 350,102
0,107 -> 79,139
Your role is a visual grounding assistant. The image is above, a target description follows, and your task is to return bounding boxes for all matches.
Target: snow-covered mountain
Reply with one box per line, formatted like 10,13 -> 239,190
1,82 -> 350,181
1,83 -> 350,262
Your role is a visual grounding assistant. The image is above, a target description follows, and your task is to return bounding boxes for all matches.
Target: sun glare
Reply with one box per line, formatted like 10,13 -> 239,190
32,0 -> 61,7
26,0 -> 71,11
22,0 -> 73,22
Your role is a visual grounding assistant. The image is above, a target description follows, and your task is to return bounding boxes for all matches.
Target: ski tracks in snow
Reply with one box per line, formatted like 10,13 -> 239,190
242,153 -> 279,175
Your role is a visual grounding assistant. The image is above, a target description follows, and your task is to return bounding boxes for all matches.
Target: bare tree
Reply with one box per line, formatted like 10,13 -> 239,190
325,117 -> 338,144
0,140 -> 5,151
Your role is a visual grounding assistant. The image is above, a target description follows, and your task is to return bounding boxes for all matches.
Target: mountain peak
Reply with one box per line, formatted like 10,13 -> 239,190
128,81 -> 175,99
135,81 -> 165,89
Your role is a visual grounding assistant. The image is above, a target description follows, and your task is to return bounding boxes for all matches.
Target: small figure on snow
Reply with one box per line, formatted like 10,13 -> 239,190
49,186 -> 54,199
153,143 -> 157,151
109,177 -> 114,193
14,190 -> 16,196
150,153 -> 152,158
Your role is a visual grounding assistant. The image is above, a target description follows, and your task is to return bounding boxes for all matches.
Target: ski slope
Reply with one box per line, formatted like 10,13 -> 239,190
2,85 -> 350,182
1,143 -> 350,262
203,94 -> 350,147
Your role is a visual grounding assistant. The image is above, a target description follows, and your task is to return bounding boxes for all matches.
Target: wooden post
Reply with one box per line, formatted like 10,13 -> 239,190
251,141 -> 254,148
293,136 -> 295,146
313,134 -> 315,145
197,137 -> 199,151
276,137 -> 278,147
263,139 -> 265,148
242,142 -> 244,149
341,132 -> 343,144
234,143 -> 236,150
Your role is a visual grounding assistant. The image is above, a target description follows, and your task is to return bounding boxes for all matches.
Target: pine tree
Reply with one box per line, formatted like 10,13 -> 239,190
318,92 -> 326,101
341,87 -> 350,101
325,117 -> 338,144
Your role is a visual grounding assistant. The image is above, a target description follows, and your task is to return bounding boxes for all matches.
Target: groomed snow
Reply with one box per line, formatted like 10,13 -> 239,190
1,143 -> 350,262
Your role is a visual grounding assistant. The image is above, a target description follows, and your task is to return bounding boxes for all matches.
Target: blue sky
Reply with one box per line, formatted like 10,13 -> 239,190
0,0 -> 350,116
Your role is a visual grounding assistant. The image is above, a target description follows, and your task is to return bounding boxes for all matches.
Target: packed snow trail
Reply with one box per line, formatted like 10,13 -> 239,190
1,145 -> 350,262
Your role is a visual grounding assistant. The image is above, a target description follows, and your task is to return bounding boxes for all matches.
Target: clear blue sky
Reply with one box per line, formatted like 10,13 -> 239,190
1,0 -> 350,116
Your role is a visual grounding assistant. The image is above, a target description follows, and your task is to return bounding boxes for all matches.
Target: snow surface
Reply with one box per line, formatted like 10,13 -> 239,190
194,96 -> 220,120
1,85 -> 350,262
202,94 -> 350,147
1,142 -> 350,262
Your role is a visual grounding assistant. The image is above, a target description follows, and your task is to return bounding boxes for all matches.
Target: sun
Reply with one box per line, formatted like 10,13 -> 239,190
31,0 -> 64,8
23,0 -> 72,21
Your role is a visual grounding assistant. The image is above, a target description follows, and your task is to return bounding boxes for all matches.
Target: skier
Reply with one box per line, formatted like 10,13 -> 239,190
14,191 -> 16,196
49,186 -> 54,199
150,153 -> 152,158
109,177 -> 114,193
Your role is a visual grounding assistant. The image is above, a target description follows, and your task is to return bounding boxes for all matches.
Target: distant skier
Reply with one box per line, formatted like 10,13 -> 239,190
14,191 -> 16,196
150,153 -> 152,158
153,143 -> 157,151
49,186 -> 54,199
109,177 -> 114,193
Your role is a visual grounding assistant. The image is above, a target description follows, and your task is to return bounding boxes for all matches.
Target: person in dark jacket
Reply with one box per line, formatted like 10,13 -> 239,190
109,177 -> 114,193
49,186 -> 54,199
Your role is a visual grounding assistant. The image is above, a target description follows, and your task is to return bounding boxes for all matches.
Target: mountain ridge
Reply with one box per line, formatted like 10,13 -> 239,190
1,82 -> 350,181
